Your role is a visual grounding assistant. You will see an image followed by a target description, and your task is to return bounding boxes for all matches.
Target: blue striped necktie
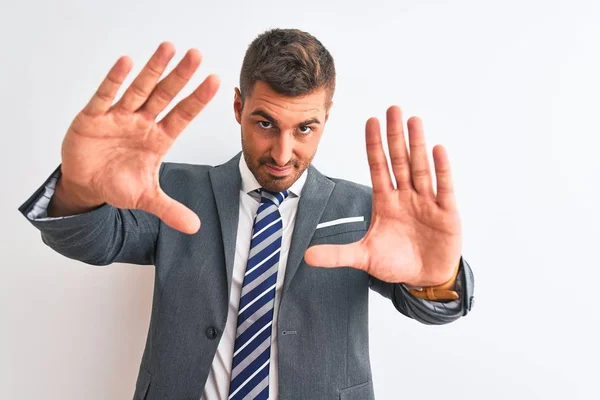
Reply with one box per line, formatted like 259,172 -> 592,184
228,188 -> 290,400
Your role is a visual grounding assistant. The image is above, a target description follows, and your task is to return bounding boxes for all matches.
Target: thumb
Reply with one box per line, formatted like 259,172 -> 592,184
304,242 -> 365,269
144,188 -> 201,234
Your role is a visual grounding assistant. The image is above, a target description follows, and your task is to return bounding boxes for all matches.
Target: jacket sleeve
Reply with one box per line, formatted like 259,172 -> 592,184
368,256 -> 475,325
17,163 -> 166,266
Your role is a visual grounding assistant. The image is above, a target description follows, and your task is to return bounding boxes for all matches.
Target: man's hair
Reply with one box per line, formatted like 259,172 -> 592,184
239,28 -> 336,106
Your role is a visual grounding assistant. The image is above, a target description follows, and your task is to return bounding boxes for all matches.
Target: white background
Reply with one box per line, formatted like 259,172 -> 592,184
2,0 -> 599,399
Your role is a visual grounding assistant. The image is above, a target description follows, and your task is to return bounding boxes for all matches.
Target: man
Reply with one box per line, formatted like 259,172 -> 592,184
18,29 -> 474,400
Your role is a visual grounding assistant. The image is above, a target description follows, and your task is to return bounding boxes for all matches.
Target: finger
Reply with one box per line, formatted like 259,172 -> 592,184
145,188 -> 201,234
365,117 -> 394,193
386,105 -> 412,191
114,42 -> 176,113
139,48 -> 203,119
82,56 -> 133,116
407,116 -> 435,197
304,242 -> 366,269
158,73 -> 221,139
432,144 -> 457,210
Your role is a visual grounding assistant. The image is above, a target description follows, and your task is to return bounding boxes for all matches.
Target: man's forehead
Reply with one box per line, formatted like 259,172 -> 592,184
246,81 -> 328,113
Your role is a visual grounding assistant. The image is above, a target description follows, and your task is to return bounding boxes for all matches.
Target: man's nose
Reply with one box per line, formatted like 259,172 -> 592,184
271,133 -> 293,166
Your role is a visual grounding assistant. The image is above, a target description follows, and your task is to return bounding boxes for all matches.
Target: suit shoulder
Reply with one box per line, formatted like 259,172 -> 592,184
326,175 -> 372,200
159,161 -> 214,187
160,161 -> 213,175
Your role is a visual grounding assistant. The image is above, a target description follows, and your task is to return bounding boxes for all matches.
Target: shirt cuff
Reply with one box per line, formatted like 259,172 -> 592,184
26,168 -> 75,221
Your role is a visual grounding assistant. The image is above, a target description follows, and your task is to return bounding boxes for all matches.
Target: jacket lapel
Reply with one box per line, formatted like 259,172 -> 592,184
208,152 -> 243,299
281,164 -> 335,304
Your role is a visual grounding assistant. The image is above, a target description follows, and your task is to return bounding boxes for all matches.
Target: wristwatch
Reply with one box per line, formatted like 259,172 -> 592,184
407,258 -> 461,301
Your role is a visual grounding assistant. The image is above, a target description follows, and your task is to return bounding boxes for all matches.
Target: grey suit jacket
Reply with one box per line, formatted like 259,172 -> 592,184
18,151 -> 474,400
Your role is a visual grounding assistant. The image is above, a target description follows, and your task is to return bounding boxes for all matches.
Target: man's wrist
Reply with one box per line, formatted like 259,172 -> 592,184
48,176 -> 104,217
407,258 -> 461,301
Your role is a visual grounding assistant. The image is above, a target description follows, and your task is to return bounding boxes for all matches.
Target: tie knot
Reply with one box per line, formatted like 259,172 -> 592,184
259,188 -> 289,207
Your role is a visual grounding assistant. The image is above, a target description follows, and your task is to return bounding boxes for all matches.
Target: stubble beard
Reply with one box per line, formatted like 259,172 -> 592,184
241,131 -> 313,193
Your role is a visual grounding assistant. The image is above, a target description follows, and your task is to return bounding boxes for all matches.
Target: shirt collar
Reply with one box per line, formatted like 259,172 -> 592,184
239,155 -> 307,198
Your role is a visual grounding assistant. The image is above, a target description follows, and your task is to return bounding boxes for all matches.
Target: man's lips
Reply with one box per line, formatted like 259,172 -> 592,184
265,164 -> 292,176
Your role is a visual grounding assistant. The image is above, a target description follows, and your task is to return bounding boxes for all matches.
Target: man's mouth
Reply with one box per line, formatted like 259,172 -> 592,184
265,164 -> 292,176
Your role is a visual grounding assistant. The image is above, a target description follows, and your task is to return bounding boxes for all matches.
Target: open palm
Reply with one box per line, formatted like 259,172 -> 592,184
304,106 -> 462,288
59,42 -> 220,234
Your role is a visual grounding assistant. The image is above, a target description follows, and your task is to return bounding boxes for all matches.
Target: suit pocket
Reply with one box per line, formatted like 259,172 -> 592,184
339,380 -> 375,400
133,368 -> 152,400
311,218 -> 367,240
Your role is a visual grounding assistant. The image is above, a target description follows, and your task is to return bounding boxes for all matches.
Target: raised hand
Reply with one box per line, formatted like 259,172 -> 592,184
304,106 -> 462,288
58,42 -> 220,234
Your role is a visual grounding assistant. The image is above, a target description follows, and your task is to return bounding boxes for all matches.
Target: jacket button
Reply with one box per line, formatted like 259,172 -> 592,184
206,326 -> 218,339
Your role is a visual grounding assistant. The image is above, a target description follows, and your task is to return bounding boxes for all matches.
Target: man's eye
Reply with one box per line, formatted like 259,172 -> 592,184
299,126 -> 313,134
258,121 -> 272,129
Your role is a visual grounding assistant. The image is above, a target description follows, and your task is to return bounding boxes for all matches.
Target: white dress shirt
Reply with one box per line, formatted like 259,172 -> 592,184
201,156 -> 306,400
28,157 -> 307,400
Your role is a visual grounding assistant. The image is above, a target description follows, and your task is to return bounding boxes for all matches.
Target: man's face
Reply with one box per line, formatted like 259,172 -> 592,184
234,81 -> 332,193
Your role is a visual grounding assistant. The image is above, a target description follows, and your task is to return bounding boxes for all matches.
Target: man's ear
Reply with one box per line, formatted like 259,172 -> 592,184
324,100 -> 334,123
233,88 -> 243,124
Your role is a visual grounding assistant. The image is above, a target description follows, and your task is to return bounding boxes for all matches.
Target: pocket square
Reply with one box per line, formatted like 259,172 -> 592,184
316,216 -> 365,230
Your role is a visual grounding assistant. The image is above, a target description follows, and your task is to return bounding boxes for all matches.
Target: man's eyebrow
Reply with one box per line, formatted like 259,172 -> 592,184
301,118 -> 321,125
250,109 -> 321,126
251,109 -> 278,125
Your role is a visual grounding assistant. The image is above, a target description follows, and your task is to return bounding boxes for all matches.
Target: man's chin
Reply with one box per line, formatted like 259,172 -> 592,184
259,173 -> 296,192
